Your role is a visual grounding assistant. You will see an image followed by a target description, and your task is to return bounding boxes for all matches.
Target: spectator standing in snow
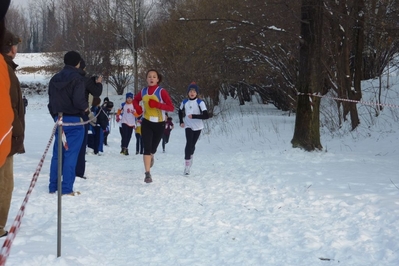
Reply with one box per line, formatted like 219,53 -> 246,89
0,0 -> 13,170
47,51 -> 87,196
22,95 -> 28,113
178,82 -> 209,175
133,69 -> 174,183
116,92 -> 136,155
162,115 -> 174,152
0,28 -> 25,238
101,97 -> 113,146
87,97 -> 109,155
75,59 -> 102,179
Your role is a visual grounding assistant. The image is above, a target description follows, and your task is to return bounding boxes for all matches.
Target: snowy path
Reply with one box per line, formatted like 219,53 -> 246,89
3,100 -> 399,265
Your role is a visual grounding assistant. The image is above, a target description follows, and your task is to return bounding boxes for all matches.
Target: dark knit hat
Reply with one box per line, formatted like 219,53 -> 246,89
79,59 -> 86,70
126,92 -> 133,99
64,51 -> 81,66
187,82 -> 199,94
106,101 -> 114,109
3,30 -> 21,48
0,0 -> 10,21
104,97 -> 109,102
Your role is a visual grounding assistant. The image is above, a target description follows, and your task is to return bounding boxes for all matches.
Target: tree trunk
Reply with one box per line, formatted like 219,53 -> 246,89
349,0 -> 365,129
291,0 -> 323,151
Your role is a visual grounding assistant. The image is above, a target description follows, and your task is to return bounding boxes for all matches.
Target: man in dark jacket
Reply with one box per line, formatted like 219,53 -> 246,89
75,59 -> 103,179
48,51 -> 88,195
0,29 -> 25,238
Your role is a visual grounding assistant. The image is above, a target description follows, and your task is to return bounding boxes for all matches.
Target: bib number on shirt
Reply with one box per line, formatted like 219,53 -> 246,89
149,116 -> 159,122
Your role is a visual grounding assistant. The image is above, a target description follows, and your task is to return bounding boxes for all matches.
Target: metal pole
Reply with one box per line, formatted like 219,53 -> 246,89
57,112 -> 63,257
387,60 -> 390,89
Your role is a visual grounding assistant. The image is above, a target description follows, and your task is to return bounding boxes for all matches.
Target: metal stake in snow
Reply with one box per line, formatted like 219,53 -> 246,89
57,113 -> 63,257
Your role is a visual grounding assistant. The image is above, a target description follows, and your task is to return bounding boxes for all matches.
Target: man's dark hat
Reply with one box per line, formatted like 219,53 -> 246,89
106,101 -> 114,109
64,51 -> 82,67
0,0 -> 11,21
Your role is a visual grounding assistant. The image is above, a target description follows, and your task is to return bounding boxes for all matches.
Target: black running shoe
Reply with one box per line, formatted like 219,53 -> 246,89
144,172 -> 152,183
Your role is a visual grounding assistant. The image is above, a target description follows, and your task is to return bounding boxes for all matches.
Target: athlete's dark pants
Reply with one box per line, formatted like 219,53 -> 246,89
119,126 -> 123,147
136,133 -> 144,154
162,134 -> 170,151
121,123 -> 134,149
141,118 -> 165,155
184,128 -> 201,160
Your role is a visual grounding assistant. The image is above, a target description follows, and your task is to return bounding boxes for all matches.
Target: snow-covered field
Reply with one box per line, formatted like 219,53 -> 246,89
1,53 -> 399,265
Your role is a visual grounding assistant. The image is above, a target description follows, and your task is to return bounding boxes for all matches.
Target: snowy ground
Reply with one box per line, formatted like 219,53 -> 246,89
1,53 -> 399,265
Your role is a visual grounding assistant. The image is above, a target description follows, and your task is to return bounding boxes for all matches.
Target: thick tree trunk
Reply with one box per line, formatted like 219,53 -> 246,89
291,0 -> 323,151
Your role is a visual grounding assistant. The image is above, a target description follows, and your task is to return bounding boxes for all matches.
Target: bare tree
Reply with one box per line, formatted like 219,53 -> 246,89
4,7 -> 29,52
106,50 -> 134,95
113,0 -> 155,94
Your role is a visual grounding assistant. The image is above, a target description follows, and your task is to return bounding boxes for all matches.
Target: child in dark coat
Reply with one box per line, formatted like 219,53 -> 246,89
162,115 -> 174,152
87,97 -> 109,155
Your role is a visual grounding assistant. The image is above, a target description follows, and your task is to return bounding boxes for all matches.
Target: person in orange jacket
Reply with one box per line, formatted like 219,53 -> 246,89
0,28 -> 25,238
0,0 -> 13,169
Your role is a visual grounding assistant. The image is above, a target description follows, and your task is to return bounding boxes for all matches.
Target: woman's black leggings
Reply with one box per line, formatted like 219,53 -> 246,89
121,123 -> 134,148
141,118 -> 165,155
184,128 -> 201,160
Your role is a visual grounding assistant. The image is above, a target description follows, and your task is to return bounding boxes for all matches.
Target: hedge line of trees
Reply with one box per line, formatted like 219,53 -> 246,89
5,0 -> 399,150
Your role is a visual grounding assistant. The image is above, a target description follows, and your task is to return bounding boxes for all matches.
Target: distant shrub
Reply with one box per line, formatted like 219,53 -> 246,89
18,65 -> 59,75
21,82 -> 48,95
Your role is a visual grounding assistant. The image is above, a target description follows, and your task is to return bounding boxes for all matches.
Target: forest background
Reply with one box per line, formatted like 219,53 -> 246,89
5,0 -> 399,150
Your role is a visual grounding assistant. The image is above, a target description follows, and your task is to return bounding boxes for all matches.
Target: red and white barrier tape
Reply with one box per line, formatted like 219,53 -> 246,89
0,110 -> 105,265
298,92 -> 399,109
0,123 -> 58,266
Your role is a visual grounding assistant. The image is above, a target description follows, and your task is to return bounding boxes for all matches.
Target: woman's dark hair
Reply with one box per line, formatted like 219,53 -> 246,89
0,20 -> 5,44
146,69 -> 162,84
